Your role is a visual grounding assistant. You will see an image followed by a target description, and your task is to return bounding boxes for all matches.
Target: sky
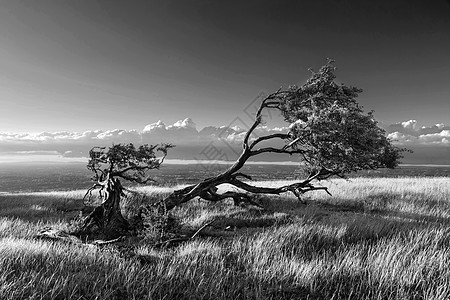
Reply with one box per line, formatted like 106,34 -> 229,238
0,0 -> 449,164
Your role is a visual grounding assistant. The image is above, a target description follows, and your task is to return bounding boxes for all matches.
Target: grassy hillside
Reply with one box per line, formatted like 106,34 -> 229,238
1,177 -> 450,299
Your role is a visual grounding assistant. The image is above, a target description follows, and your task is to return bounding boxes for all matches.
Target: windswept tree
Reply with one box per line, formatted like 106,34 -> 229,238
81,143 -> 172,237
155,60 -> 405,211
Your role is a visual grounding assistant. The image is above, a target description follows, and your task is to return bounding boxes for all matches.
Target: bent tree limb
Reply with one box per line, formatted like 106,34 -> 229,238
155,61 -> 405,211
155,92 -> 332,211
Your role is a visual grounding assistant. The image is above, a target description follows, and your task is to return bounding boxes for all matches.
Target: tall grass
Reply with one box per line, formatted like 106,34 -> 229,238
0,177 -> 449,299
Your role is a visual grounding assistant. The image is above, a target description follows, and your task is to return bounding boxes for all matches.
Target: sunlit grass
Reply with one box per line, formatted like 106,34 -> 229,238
0,177 -> 449,299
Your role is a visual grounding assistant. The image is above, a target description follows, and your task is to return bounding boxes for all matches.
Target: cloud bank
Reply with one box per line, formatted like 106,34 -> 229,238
384,120 -> 450,146
1,118 -> 449,164
0,118 -> 288,162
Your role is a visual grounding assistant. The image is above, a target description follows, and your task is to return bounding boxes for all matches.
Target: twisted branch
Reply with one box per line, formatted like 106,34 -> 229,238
157,91 -> 335,211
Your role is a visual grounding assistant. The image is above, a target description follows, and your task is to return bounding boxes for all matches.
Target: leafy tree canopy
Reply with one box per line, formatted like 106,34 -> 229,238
278,60 -> 404,176
87,143 -> 173,184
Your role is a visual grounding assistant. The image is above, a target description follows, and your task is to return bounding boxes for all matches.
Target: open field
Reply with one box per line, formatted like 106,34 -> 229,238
1,177 -> 450,299
1,163 -> 449,193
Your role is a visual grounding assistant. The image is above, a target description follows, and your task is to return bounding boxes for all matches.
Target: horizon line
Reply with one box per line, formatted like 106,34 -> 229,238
0,158 -> 449,168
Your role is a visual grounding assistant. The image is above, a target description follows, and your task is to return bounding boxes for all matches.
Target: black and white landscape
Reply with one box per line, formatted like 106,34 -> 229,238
0,1 -> 449,299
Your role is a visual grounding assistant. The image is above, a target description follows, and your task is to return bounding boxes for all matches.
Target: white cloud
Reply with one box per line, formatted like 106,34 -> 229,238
15,150 -> 61,155
218,125 -> 288,145
143,118 -> 197,133
384,119 -> 450,147
96,129 -> 140,143
417,130 -> 450,145
169,118 -> 197,130
1,118 -> 449,163
386,120 -> 450,137
401,119 -> 417,130
141,118 -> 199,145
143,120 -> 166,132
385,119 -> 419,136
387,132 -> 418,144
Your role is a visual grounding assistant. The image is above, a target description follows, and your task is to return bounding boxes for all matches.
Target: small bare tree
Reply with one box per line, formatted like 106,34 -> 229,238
81,143 -> 172,237
155,60 -> 405,211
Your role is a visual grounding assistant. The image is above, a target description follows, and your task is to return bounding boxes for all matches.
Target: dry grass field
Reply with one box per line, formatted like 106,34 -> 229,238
1,177 -> 450,299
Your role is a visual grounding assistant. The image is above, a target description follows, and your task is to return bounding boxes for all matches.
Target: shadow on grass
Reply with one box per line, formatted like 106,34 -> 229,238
244,191 -> 450,258
314,190 -> 450,227
2,188 -> 449,247
0,194 -> 84,223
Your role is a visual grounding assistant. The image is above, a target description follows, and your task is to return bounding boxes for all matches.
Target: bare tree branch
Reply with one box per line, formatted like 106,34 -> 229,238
282,137 -> 301,150
83,183 -> 103,205
249,133 -> 291,149
250,147 -> 305,156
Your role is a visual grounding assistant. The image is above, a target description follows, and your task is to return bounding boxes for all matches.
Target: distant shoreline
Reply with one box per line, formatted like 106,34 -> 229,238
399,164 -> 450,168
0,160 -> 449,167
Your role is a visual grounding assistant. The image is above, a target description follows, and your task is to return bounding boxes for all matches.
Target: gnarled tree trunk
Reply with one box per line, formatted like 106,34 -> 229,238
82,177 -> 129,238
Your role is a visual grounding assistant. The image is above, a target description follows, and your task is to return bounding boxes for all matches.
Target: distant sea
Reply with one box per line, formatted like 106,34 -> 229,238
0,162 -> 449,193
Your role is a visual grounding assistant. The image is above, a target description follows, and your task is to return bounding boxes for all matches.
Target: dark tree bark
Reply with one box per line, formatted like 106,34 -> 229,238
81,177 -> 129,238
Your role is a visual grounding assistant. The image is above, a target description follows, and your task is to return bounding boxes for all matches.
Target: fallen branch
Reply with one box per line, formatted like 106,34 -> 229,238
190,219 -> 217,239
90,236 -> 125,247
154,219 -> 216,248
